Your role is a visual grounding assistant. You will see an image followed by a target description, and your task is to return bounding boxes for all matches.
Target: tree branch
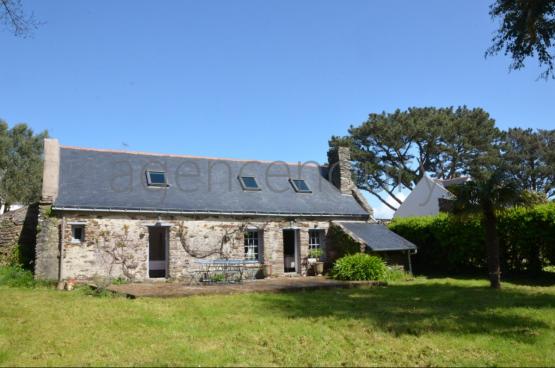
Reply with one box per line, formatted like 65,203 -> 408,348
0,0 -> 39,37
366,189 -> 398,211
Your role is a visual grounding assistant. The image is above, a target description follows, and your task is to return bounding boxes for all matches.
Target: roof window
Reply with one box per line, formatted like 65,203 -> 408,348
146,171 -> 168,187
290,179 -> 311,193
239,176 -> 261,191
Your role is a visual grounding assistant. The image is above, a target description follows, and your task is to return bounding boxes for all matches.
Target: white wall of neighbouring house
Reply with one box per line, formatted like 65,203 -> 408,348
0,203 -> 24,215
393,176 -> 453,218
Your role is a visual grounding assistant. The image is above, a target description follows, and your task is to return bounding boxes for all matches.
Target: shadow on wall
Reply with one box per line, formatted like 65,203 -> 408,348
0,204 -> 38,270
253,281 -> 555,344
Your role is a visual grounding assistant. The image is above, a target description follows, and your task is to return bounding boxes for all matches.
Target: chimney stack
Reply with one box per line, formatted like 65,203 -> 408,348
41,138 -> 60,203
327,146 -> 355,195
327,146 -> 374,218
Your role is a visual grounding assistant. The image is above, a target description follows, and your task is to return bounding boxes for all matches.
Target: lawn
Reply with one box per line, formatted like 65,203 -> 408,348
1,277 -> 555,366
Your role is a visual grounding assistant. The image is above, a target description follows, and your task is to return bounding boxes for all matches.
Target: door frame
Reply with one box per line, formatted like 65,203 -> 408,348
147,225 -> 170,279
282,228 -> 300,274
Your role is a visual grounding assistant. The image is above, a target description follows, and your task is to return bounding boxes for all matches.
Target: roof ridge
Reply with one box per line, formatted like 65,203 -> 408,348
60,145 -> 321,167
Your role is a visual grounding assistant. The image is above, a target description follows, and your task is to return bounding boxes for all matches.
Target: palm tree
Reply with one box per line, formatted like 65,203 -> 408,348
450,169 -> 525,289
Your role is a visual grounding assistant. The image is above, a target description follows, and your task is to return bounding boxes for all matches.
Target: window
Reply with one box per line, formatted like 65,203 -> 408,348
146,171 -> 168,187
239,176 -> 261,191
290,179 -> 311,193
308,229 -> 322,251
244,230 -> 260,260
71,225 -> 85,243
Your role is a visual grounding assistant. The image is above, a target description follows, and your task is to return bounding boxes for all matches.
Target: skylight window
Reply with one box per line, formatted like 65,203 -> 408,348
290,179 -> 311,193
239,176 -> 261,191
146,171 -> 168,187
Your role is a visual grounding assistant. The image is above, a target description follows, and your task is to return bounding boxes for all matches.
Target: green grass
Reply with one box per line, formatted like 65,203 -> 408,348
1,277 -> 555,366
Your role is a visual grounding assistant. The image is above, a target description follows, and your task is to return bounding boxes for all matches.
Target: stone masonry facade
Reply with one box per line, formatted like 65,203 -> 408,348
33,139 -> 375,281
0,204 -> 38,267
37,209 -> 331,281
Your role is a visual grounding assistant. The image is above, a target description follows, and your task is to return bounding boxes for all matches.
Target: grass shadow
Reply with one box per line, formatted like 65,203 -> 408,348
419,271 -> 555,287
256,280 -> 555,343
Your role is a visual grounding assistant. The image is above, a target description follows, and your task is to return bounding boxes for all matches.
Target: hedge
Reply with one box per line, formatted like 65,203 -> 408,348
389,203 -> 555,274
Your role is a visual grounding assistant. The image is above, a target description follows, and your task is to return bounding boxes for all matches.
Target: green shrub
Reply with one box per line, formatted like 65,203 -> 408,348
0,265 -> 48,288
383,265 -> 410,282
308,248 -> 323,259
210,273 -> 225,283
331,253 -> 387,281
389,203 -> 555,275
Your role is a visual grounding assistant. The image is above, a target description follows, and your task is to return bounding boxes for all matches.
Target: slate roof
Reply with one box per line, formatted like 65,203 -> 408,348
333,221 -> 417,251
53,147 -> 369,218
434,176 -> 471,188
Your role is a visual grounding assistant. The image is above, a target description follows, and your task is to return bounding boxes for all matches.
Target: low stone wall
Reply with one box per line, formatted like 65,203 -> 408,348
36,211 -> 331,281
0,204 -> 38,268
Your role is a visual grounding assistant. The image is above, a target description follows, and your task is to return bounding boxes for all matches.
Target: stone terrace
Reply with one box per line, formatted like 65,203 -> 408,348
107,277 -> 383,298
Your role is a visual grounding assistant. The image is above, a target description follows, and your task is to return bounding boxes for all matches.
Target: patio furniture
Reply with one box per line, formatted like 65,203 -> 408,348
190,259 -> 260,285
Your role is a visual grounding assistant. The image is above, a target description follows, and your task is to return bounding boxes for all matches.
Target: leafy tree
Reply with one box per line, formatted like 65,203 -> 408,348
504,128 -> 555,198
0,121 -> 47,210
487,0 -> 555,79
330,106 -> 500,211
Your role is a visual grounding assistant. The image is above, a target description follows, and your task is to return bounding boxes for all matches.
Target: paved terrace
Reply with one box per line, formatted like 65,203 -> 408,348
107,277 -> 383,298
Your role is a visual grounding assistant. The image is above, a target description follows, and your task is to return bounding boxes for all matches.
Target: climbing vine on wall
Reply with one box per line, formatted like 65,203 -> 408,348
95,225 -> 139,280
175,221 -> 270,259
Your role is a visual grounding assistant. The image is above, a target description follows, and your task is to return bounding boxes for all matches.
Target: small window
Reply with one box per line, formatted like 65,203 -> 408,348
244,230 -> 260,260
290,179 -> 311,193
239,176 -> 261,191
146,171 -> 168,187
71,225 -> 85,243
308,229 -> 322,251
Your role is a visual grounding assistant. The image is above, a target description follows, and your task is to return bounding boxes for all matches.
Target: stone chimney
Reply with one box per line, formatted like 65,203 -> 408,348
327,146 -> 374,218
41,138 -> 60,203
327,146 -> 355,194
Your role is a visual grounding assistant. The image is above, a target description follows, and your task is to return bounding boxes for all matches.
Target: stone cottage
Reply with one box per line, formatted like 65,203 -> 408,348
34,139 -> 416,281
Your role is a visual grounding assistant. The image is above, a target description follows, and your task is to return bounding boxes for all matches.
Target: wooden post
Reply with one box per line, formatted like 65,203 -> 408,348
57,216 -> 66,290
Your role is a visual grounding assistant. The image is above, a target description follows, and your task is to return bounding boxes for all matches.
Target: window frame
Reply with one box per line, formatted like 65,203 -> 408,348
238,176 -> 261,191
146,170 -> 169,187
71,224 -> 85,243
308,229 -> 323,251
244,230 -> 260,261
290,178 -> 312,193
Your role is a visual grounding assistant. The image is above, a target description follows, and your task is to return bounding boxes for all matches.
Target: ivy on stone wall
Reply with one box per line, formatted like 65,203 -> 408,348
326,224 -> 364,260
0,205 -> 37,270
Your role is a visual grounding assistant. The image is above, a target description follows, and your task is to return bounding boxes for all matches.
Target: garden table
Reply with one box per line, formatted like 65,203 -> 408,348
190,259 -> 260,285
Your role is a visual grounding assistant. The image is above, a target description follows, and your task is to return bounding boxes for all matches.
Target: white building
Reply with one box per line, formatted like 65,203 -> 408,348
0,203 -> 24,215
393,175 -> 470,218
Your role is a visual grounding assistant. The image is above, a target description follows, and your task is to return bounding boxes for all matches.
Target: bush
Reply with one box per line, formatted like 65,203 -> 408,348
389,203 -> 555,275
308,248 -> 323,258
383,265 -> 410,282
0,265 -> 48,288
331,253 -> 387,281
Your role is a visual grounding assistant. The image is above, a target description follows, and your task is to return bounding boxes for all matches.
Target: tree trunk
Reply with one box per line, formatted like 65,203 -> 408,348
483,204 -> 501,289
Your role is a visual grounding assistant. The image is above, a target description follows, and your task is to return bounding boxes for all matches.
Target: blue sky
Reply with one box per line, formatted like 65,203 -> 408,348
1,0 -> 554,217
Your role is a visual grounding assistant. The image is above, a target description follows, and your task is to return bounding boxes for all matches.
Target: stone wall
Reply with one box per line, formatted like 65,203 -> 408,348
35,205 -> 61,280
37,211 -> 332,281
0,204 -> 38,268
